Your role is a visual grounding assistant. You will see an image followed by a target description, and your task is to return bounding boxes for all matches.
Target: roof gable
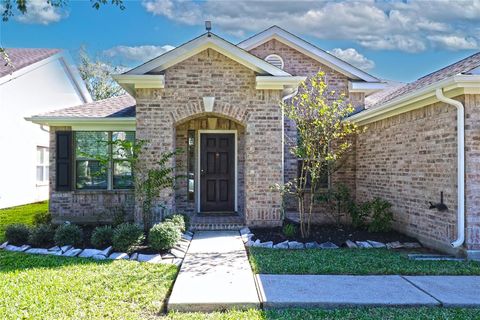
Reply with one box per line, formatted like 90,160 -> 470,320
125,33 -> 291,77
237,26 -> 379,82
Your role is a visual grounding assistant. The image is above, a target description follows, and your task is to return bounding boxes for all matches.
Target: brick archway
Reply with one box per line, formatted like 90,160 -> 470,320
172,99 -> 250,126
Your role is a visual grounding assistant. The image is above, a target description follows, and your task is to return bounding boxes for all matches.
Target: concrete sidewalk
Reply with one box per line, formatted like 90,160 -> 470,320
257,275 -> 480,309
168,231 -> 260,312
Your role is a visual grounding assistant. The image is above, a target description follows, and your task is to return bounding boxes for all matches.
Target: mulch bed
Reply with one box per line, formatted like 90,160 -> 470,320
251,221 -> 418,246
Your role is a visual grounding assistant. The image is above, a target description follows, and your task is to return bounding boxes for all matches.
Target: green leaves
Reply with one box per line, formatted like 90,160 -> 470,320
278,71 -> 362,237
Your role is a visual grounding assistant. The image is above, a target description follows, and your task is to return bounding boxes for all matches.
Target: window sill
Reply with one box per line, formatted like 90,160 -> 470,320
36,182 -> 49,187
73,189 -> 134,193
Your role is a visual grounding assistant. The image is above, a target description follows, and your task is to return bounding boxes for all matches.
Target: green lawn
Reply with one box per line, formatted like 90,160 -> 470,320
0,201 -> 48,242
165,308 -> 480,320
249,247 -> 480,275
0,251 -> 178,320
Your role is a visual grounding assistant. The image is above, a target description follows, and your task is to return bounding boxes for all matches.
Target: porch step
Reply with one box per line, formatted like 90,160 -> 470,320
190,215 -> 245,231
190,223 -> 246,231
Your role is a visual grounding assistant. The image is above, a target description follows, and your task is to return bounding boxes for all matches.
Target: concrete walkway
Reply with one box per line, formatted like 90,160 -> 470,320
168,231 -> 260,312
257,275 -> 480,308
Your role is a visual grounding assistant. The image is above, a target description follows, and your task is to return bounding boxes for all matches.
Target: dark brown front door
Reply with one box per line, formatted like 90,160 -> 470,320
200,133 -> 235,212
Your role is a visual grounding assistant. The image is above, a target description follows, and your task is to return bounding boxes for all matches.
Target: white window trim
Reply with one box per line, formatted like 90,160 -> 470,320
36,146 -> 49,186
73,131 -> 135,191
196,130 -> 238,213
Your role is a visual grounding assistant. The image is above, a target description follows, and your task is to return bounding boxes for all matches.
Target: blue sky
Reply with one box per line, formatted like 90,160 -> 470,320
2,0 -> 479,82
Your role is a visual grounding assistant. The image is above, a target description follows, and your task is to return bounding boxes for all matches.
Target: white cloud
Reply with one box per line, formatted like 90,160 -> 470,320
329,48 -> 375,71
141,0 -> 480,52
15,0 -> 65,25
103,45 -> 175,62
428,35 -> 478,50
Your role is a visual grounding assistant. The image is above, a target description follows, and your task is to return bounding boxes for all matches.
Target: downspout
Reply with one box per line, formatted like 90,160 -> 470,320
280,87 -> 299,220
281,87 -> 299,185
435,88 -> 465,248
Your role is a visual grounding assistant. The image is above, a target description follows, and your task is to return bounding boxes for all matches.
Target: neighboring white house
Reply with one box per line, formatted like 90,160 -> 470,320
0,49 -> 91,209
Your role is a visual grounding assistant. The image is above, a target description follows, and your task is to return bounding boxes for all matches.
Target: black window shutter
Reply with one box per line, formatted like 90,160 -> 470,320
56,131 -> 73,191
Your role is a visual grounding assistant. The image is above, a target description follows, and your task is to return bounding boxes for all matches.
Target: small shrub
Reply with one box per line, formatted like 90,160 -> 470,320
282,223 -> 296,238
54,224 -> 83,247
91,226 -> 114,249
112,210 -> 126,227
29,224 -> 56,247
5,224 -> 31,245
367,198 -> 393,232
112,223 -> 145,253
149,221 -> 181,251
164,214 -> 186,232
33,211 -> 52,226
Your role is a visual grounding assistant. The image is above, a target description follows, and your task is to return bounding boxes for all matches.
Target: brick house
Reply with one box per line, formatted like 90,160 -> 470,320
27,26 -> 480,259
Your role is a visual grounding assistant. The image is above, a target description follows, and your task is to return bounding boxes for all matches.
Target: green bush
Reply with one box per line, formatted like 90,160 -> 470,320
5,224 -> 31,245
29,224 -> 56,247
54,224 -> 83,247
91,226 -> 114,249
367,198 -> 393,232
164,214 -> 187,232
112,223 -> 145,253
282,223 -> 296,238
149,221 -> 181,251
33,211 -> 52,226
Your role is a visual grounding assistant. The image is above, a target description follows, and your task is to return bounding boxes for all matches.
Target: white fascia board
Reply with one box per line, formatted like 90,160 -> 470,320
113,74 -> 165,95
25,116 -> 136,131
349,81 -> 387,94
58,52 -> 93,103
349,74 -> 480,125
256,76 -> 306,89
125,34 -> 290,77
238,26 -> 379,82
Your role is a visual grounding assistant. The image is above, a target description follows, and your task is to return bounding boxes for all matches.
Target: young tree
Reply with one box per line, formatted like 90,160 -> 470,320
273,71 -> 361,238
78,47 -> 125,101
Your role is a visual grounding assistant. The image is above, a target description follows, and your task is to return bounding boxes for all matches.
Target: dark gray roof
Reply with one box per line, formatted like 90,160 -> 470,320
365,81 -> 405,109
369,52 -> 480,109
0,48 -> 61,78
35,94 -> 136,118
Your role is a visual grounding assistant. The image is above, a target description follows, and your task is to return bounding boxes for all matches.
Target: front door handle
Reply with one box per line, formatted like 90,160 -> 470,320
200,169 -> 205,176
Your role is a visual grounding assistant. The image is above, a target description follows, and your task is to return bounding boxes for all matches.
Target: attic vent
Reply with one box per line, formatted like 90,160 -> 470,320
265,54 -> 284,70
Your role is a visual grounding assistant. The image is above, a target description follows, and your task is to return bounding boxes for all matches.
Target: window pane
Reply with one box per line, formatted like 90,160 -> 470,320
37,147 -> 43,164
112,131 -> 135,159
76,160 -> 107,189
36,166 -> 43,182
44,149 -> 49,165
75,132 -> 109,159
113,160 -> 133,189
44,167 -> 49,180
187,130 -> 195,201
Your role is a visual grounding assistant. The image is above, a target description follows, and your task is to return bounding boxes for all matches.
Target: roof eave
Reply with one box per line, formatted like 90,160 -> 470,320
256,76 -> 306,89
349,74 -> 480,125
112,74 -> 165,96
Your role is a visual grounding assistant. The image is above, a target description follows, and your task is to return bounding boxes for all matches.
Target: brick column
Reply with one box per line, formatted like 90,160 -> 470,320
135,89 -> 177,226
244,95 -> 284,227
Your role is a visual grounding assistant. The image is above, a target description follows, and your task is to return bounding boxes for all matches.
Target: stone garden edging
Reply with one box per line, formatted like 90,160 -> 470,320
239,227 -> 422,250
0,231 -> 194,266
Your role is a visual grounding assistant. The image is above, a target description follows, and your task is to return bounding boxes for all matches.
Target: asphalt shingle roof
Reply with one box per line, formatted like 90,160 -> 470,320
0,48 -> 61,78
368,52 -> 480,109
35,94 -> 136,118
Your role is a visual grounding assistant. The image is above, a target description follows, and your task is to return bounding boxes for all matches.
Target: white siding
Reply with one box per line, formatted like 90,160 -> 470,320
0,57 -> 86,209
